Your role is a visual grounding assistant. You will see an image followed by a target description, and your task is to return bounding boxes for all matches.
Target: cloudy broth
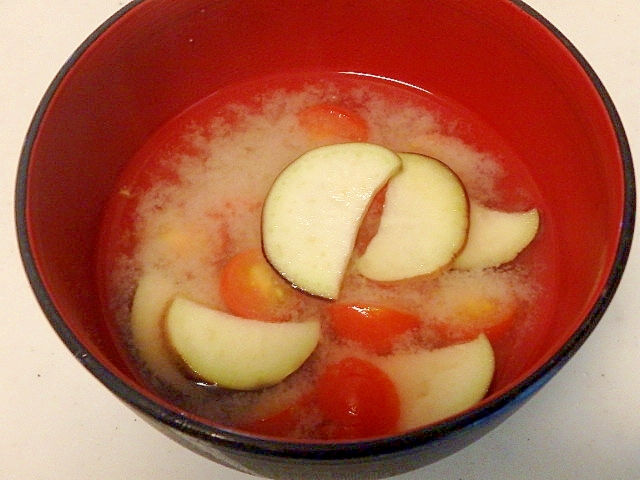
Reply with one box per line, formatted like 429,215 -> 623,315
97,73 -> 559,439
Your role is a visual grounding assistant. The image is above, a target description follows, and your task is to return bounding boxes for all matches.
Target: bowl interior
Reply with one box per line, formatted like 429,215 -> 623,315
19,0 -> 632,447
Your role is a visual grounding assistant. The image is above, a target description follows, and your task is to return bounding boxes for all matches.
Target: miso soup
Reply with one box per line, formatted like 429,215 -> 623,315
97,73 -> 558,440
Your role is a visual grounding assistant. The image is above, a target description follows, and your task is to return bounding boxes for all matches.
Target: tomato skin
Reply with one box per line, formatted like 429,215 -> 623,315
297,103 -> 369,142
328,304 -> 422,355
240,358 -> 402,441
316,357 -> 400,439
219,248 -> 301,321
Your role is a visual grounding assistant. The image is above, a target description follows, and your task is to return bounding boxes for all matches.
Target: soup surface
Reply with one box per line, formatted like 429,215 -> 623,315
97,72 -> 558,440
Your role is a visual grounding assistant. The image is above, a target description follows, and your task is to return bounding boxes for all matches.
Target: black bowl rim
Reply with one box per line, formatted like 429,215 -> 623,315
15,0 -> 636,462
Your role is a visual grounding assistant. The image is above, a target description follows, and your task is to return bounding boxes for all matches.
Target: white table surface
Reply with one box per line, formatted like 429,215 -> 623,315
1,1 -> 639,479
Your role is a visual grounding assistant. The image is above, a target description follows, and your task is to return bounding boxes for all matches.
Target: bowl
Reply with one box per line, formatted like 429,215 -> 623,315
15,0 -> 635,478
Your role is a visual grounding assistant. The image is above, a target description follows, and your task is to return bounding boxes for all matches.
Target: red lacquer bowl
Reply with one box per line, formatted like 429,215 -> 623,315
15,0 -> 634,478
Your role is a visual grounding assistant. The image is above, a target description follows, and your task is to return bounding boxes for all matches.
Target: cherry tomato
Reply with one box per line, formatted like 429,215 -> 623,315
219,248 -> 301,321
328,303 -> 422,355
433,296 -> 517,345
297,103 -> 369,142
316,357 -> 400,439
240,394 -> 313,439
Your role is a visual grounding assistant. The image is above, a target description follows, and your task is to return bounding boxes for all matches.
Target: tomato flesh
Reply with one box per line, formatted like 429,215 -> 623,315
434,296 -> 517,345
219,248 -> 301,321
297,103 -> 369,142
328,303 -> 422,355
240,394 -> 314,439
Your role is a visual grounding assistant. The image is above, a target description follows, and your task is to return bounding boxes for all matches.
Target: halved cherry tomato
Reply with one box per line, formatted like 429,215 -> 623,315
240,394 -> 314,439
297,103 -> 369,142
328,303 -> 422,355
433,296 -> 517,345
219,248 -> 302,321
316,357 -> 400,439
